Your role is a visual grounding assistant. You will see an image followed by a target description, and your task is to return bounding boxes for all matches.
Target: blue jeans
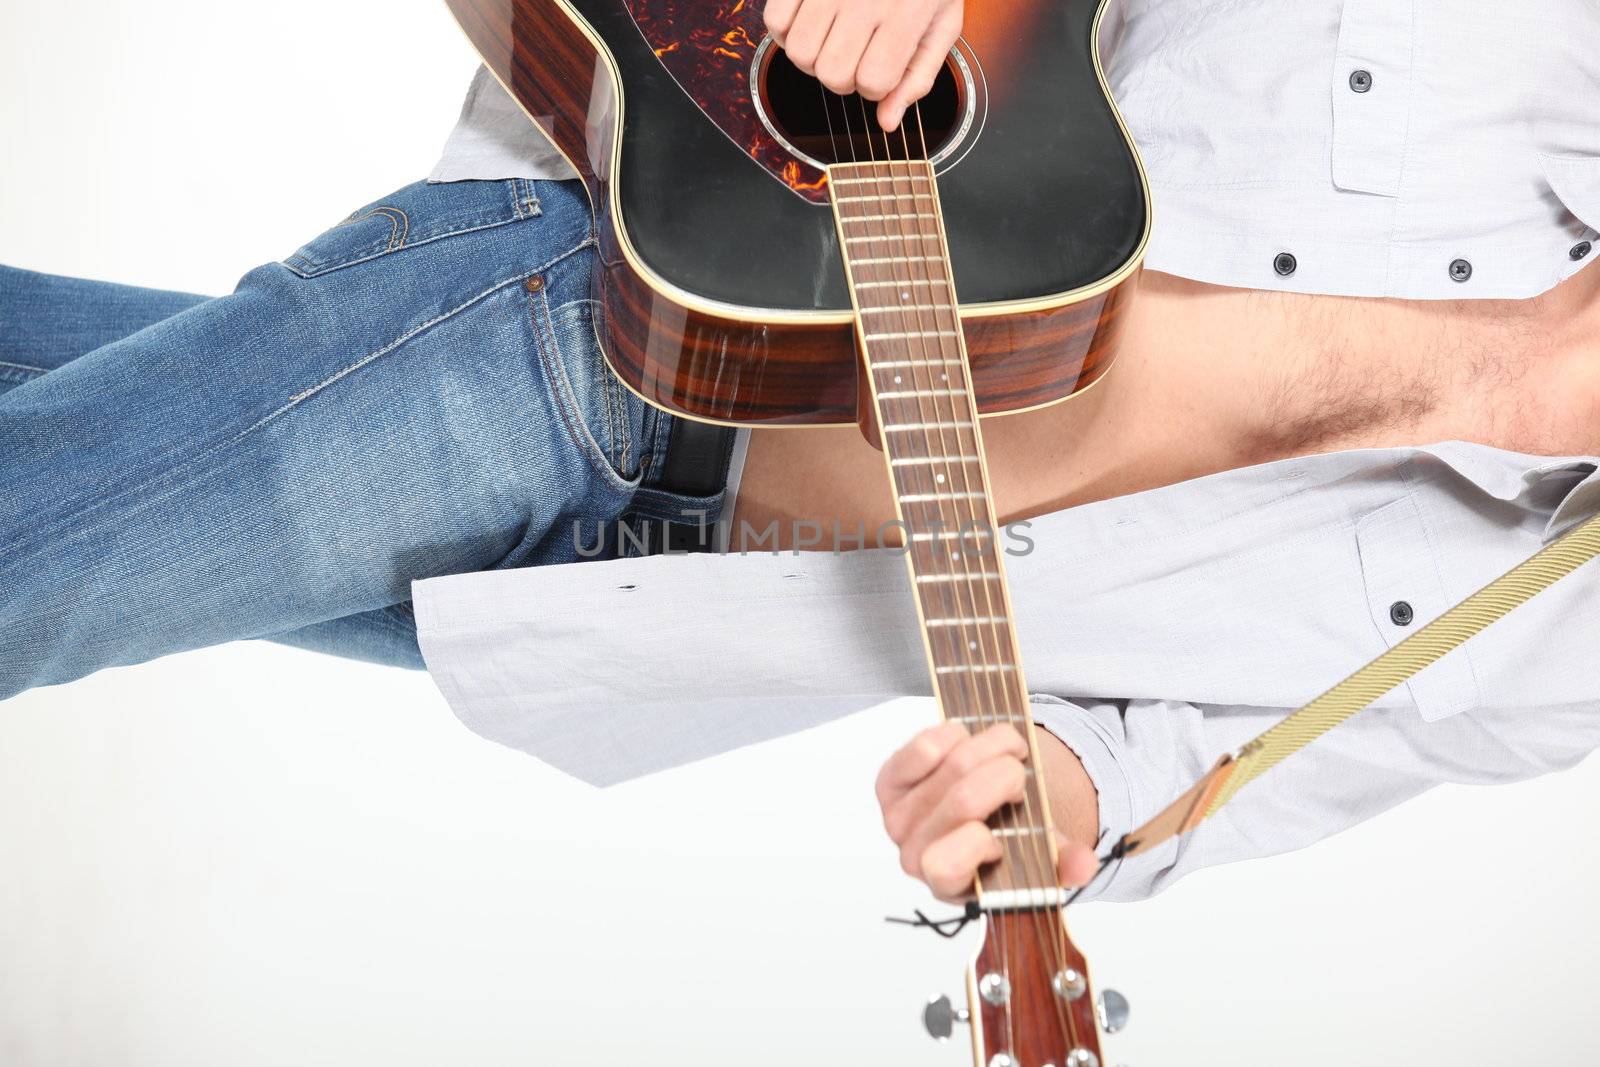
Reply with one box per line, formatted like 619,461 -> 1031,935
0,178 -> 708,699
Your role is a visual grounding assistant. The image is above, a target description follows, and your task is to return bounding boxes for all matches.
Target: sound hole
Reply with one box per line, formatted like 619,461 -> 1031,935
756,43 -> 966,166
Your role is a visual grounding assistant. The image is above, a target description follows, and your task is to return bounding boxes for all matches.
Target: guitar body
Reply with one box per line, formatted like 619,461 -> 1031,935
445,0 -> 1149,425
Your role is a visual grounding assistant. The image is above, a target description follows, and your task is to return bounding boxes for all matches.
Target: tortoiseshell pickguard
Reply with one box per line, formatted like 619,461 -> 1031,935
623,0 -> 830,201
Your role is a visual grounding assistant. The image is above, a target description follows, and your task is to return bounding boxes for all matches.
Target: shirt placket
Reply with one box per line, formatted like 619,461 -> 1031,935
1330,0 -> 1416,198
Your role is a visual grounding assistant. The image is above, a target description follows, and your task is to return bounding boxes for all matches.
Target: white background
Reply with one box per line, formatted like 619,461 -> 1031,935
3,2 -> 1598,1064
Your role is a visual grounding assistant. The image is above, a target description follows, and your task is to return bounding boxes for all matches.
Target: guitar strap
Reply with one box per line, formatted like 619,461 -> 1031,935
1110,508 -> 1600,862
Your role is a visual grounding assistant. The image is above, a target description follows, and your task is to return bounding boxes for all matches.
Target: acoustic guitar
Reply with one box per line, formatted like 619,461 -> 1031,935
444,0 -> 1150,1063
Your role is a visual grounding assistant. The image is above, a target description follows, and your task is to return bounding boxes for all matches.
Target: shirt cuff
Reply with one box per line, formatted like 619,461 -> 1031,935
1029,696 -> 1135,903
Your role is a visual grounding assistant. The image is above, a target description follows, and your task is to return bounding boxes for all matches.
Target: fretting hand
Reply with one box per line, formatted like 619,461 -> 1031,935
763,0 -> 964,131
876,720 -> 1101,902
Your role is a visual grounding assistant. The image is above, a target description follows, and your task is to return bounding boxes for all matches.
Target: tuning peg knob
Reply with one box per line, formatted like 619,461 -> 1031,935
923,994 -> 971,1041
1097,988 -> 1130,1034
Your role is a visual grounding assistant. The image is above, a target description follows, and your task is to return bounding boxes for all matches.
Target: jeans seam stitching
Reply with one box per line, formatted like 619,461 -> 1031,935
530,287 -> 634,493
281,211 -> 531,277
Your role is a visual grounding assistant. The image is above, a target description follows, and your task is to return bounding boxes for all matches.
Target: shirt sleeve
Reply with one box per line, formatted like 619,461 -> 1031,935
1030,694 -> 1600,903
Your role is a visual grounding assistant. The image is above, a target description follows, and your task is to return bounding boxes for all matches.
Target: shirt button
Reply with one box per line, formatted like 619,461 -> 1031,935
1349,69 -> 1373,93
1274,252 -> 1298,277
1449,258 -> 1473,283
1572,241 -> 1593,261
1389,600 -> 1414,626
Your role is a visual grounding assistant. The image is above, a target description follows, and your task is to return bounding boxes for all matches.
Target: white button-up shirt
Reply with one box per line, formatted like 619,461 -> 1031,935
414,445 -> 1600,901
1100,0 -> 1600,298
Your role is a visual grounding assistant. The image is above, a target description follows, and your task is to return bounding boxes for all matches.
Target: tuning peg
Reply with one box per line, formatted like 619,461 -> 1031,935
923,994 -> 970,1041
1097,988 -> 1130,1034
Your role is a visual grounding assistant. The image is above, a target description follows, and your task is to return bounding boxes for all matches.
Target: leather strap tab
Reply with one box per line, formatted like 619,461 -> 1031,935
1115,754 -> 1235,859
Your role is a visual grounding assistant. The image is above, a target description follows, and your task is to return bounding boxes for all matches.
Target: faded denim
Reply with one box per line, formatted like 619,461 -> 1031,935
0,178 -> 689,698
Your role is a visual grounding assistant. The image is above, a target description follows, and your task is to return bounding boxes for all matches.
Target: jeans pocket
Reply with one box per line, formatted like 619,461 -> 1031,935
532,289 -> 652,492
281,179 -> 545,279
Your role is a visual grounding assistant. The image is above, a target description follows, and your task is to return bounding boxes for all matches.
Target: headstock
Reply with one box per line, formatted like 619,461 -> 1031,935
925,907 -> 1127,1067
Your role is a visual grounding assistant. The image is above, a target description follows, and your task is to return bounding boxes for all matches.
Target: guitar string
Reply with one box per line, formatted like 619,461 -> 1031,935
899,100 -> 1083,1053
896,107 -> 1065,909
867,94 -> 1069,1056
880,100 -> 1035,1064
838,90 -> 1023,1060
908,99 -> 1091,1049
834,85 -> 1086,1056
876,108 -> 1066,1047
861,108 -> 1032,898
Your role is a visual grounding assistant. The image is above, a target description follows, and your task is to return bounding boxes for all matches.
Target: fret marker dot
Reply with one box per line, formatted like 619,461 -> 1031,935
936,473 -> 947,484
969,640 -> 978,651
901,292 -> 911,300
894,375 -> 902,384
940,373 -> 948,382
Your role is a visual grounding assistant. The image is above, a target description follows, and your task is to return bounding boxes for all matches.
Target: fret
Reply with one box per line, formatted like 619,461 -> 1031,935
836,192 -> 936,204
853,255 -> 943,265
829,173 -> 931,187
882,420 -> 973,432
854,278 -> 945,289
845,232 -> 927,244
872,357 -> 965,368
862,330 -> 960,341
860,304 -> 948,315
935,663 -> 1017,675
890,454 -> 980,467
916,570 -> 1002,582
833,190 -> 936,202
992,825 -> 1049,839
910,527 -> 992,542
837,211 -> 938,223
877,388 -> 968,400
927,616 -> 1008,627
901,493 -> 990,505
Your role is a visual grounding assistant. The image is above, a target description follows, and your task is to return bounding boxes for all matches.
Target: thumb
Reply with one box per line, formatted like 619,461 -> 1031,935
1054,830 -> 1100,889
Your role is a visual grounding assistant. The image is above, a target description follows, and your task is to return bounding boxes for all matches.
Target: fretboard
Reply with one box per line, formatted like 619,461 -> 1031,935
829,160 -> 1060,899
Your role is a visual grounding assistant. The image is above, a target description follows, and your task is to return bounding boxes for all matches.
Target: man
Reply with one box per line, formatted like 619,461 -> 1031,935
4,0 -> 1599,912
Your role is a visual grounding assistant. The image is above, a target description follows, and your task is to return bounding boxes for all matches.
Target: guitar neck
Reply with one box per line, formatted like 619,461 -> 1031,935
828,159 -> 1060,901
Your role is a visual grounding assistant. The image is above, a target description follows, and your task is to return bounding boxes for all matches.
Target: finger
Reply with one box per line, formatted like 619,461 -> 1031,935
876,3 -> 962,131
781,0 -> 839,74
812,5 -> 877,96
900,754 -> 1027,866
875,719 -> 969,808
764,0 -> 802,46
881,723 -> 1026,843
888,722 -> 1026,824
1054,830 -> 1100,889
917,820 -> 1003,900
854,18 -> 919,101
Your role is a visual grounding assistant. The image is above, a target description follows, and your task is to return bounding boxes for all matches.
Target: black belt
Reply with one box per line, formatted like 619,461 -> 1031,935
646,416 -> 737,553
657,416 -> 737,498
